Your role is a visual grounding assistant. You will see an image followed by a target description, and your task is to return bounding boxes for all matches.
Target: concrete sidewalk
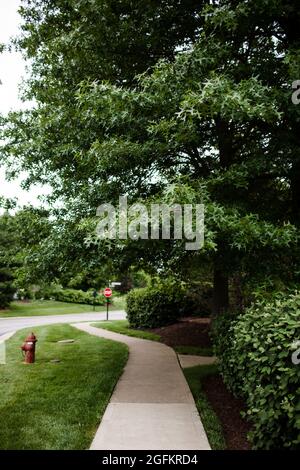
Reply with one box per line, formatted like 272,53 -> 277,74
178,354 -> 217,369
73,323 -> 211,450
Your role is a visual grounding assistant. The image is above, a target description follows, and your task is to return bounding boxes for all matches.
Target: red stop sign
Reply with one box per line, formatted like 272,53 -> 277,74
104,287 -> 112,298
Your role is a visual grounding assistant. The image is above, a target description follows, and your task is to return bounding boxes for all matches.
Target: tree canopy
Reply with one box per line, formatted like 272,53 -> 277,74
1,0 -> 300,312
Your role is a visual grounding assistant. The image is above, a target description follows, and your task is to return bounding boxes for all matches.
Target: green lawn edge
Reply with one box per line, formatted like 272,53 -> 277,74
0,324 -> 128,449
92,320 -> 161,342
0,298 -> 126,318
183,364 -> 226,450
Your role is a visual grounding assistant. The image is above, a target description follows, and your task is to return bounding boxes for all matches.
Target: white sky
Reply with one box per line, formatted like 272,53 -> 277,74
0,0 -> 51,209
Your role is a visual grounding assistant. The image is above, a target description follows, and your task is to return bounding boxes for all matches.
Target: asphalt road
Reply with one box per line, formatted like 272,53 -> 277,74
0,310 -> 126,339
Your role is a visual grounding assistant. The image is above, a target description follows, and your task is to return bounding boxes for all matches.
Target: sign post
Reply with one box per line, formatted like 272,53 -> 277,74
104,287 -> 112,321
92,290 -> 97,312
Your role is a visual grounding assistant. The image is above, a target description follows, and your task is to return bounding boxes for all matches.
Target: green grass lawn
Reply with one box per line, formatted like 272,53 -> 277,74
184,364 -> 226,450
173,345 -> 214,356
93,320 -> 161,341
0,324 -> 128,449
0,297 -> 126,318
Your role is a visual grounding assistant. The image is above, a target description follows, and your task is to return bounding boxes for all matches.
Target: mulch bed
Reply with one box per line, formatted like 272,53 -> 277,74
202,374 -> 252,449
149,318 -> 212,348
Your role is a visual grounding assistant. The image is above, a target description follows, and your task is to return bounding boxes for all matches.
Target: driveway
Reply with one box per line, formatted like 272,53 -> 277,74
0,311 -> 126,339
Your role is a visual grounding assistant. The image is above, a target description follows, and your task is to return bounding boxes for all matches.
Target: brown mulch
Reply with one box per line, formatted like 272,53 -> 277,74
202,374 -> 252,450
148,318 -> 212,348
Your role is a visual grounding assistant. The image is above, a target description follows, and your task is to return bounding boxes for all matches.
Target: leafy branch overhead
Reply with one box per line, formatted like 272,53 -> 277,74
1,0 -> 300,307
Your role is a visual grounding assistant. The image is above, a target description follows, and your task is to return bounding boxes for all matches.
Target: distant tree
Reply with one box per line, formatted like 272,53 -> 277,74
0,212 -> 16,308
0,207 -> 51,297
0,269 -> 15,309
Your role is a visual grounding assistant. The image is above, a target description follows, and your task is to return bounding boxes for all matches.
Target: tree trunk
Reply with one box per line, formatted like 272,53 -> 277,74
213,267 -> 229,316
279,6 -> 300,226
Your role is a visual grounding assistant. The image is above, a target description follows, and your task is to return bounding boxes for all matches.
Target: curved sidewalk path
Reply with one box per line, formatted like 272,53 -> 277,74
73,323 -> 211,450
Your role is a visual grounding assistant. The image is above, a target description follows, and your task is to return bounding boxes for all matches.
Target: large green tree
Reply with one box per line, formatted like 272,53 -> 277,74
0,205 -> 51,296
1,0 -> 300,312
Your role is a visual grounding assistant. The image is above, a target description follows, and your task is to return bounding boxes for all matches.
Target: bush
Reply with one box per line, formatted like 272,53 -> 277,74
126,284 -> 185,328
17,288 -> 33,300
34,284 -> 61,300
49,288 -> 105,306
0,269 -> 15,309
127,280 -> 213,328
212,293 -> 300,449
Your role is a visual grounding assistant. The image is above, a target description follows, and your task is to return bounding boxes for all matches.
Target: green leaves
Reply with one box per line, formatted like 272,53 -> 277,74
178,75 -> 282,122
213,293 -> 300,449
126,278 -> 212,328
0,269 -> 15,308
1,0 -> 300,301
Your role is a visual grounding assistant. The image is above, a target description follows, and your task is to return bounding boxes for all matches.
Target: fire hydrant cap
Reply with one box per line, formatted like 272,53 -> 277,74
25,333 -> 37,342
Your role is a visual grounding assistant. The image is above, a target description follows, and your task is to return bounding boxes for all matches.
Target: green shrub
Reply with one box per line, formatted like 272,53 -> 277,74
49,288 -> 105,306
212,293 -> 300,449
127,280 -> 213,328
126,284 -> 185,328
33,284 -> 59,300
17,288 -> 33,300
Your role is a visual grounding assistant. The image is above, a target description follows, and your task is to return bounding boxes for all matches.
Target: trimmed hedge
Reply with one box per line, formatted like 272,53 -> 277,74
50,288 -> 105,306
212,293 -> 300,449
126,284 -> 184,328
127,282 -> 213,328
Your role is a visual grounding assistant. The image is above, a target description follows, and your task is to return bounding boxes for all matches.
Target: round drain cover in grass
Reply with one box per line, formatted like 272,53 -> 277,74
57,339 -> 75,344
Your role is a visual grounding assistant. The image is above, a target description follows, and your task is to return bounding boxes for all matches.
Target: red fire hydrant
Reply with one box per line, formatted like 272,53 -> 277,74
21,333 -> 38,364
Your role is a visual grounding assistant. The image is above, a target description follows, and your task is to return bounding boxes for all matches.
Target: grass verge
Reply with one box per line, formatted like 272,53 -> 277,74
0,324 -> 128,449
174,345 -> 213,356
92,320 -> 161,341
184,364 -> 226,450
0,297 -> 126,318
